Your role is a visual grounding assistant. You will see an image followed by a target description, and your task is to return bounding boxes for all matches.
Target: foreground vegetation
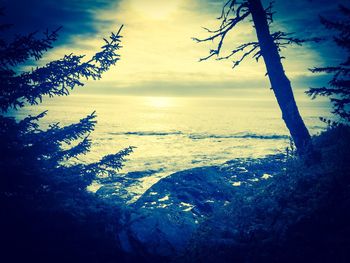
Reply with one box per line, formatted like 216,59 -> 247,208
2,121 -> 350,263
0,12 -> 131,263
178,124 -> 350,263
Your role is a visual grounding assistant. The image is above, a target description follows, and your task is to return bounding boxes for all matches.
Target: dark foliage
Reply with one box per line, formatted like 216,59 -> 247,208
180,125 -> 350,263
307,5 -> 350,124
0,11 -> 133,263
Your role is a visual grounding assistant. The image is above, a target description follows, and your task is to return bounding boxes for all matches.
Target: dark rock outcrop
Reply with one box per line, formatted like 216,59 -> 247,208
118,155 -> 284,257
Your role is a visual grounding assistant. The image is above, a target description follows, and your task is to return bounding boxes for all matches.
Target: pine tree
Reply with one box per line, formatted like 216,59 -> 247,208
0,10 -> 132,197
194,0 -> 321,154
0,8 -> 136,262
306,5 -> 350,124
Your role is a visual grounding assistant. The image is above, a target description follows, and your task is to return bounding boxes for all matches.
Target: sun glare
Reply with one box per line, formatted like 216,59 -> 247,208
146,97 -> 174,108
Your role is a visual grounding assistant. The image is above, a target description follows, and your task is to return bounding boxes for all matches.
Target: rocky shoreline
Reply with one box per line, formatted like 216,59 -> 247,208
96,154 -> 287,257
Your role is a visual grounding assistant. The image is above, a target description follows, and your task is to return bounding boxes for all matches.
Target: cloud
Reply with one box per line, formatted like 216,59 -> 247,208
3,0 -> 346,97
1,0 -> 118,43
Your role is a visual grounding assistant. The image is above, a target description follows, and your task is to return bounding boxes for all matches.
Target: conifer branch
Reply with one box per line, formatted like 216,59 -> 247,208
307,6 -> 350,123
0,26 -> 123,111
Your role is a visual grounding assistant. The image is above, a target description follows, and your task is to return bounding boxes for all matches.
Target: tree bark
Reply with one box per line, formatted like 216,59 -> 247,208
248,0 -> 312,154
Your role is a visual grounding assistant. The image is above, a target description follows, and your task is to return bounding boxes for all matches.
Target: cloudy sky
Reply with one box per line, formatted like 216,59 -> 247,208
1,0 -> 347,97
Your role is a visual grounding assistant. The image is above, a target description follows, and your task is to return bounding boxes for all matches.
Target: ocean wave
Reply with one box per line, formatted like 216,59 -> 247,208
189,132 -> 289,140
109,130 -> 289,140
109,131 -> 183,136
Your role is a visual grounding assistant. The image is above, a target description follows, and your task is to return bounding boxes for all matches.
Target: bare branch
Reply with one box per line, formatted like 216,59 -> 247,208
193,1 -> 251,61
195,0 -> 321,69
265,1 -> 276,24
214,41 -> 261,68
231,44 -> 259,68
272,31 -> 322,48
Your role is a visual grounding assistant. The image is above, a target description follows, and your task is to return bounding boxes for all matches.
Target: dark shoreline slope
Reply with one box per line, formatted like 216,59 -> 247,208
179,124 -> 350,263
116,125 -> 350,263
2,125 -> 350,263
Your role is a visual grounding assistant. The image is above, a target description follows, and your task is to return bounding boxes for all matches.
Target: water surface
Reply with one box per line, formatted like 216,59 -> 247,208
13,93 -> 330,193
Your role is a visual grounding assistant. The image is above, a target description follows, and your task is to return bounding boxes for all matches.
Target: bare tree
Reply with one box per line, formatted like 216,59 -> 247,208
194,0 -> 320,154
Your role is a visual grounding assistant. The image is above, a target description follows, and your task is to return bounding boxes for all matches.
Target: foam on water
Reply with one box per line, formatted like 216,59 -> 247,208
11,94 -> 331,193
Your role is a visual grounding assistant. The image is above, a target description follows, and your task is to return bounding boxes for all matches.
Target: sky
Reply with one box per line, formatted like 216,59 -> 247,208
1,0 -> 348,98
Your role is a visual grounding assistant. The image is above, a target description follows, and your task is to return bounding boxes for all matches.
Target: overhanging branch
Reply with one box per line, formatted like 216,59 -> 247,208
193,1 -> 251,61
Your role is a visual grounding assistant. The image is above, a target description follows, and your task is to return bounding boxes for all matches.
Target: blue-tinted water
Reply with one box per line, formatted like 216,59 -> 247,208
12,93 -> 330,193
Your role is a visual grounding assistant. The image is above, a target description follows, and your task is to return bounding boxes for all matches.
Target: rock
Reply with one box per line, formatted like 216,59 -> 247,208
115,155 -> 285,257
96,184 -> 135,205
95,169 -> 162,204
119,165 -> 239,257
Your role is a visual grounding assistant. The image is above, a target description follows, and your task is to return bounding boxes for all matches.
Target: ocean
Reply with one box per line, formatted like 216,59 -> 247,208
13,93 -> 331,193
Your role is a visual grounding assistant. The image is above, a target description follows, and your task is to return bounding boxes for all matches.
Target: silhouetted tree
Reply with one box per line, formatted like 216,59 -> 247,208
194,0 -> 319,154
0,12 -> 132,192
0,9 -> 133,262
307,5 -> 350,124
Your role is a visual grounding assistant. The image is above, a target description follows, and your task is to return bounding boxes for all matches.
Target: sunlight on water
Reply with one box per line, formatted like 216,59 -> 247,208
13,93 -> 331,195
145,96 -> 175,108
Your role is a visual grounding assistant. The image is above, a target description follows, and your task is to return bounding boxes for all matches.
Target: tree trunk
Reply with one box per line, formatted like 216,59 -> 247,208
248,0 -> 312,154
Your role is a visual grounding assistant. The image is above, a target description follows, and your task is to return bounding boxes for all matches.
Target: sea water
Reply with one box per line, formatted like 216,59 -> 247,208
13,93 -> 331,193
